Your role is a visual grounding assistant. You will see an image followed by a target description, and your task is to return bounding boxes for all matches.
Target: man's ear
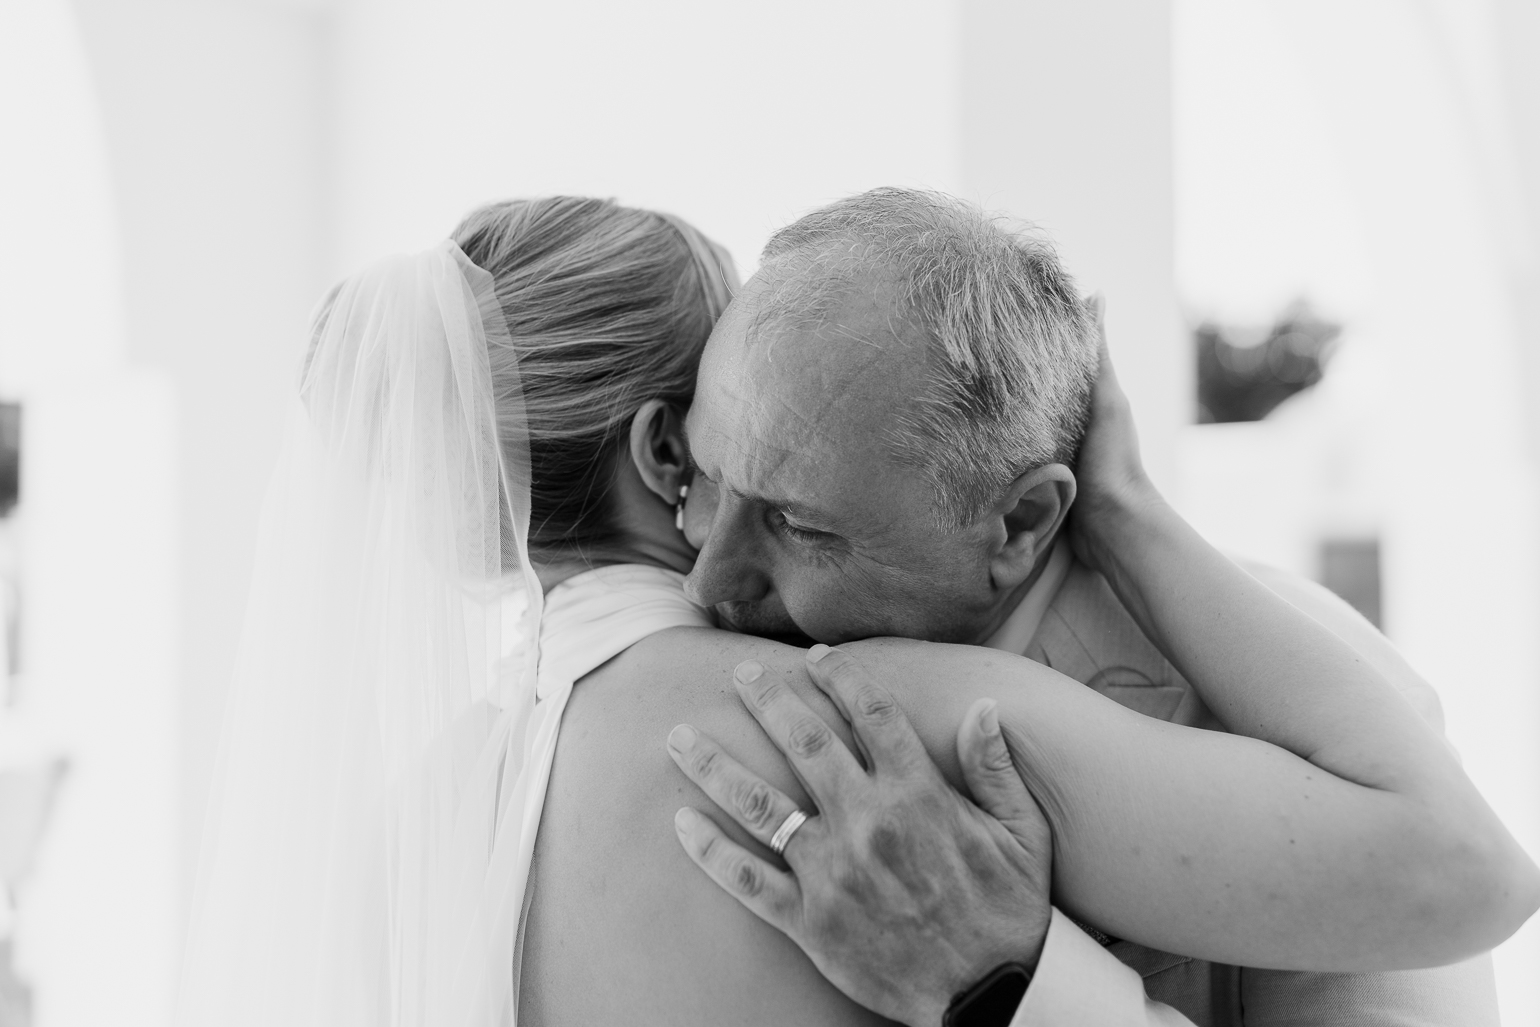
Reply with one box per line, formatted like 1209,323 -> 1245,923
628,399 -> 691,504
989,463 -> 1077,591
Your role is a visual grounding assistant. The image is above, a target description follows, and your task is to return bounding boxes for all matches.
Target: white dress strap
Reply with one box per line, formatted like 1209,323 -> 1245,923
532,564 -> 715,696
471,564 -> 710,1023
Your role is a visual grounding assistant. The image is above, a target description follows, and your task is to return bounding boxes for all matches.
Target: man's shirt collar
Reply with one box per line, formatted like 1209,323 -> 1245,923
983,540 -> 1073,656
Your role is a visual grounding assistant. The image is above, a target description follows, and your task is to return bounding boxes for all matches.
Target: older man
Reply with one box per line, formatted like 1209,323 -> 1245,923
672,188 -> 1500,1025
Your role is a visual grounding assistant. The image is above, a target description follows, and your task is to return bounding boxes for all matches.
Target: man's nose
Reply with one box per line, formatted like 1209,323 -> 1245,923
683,498 -> 772,607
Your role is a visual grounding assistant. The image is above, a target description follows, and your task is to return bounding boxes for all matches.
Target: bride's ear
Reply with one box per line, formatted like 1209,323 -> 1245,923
628,399 -> 691,504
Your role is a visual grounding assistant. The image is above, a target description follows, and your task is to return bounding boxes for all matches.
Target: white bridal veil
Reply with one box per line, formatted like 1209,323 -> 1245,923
177,242 -> 545,1027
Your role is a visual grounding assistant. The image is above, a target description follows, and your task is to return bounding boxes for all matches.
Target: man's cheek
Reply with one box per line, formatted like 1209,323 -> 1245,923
786,583 -> 886,644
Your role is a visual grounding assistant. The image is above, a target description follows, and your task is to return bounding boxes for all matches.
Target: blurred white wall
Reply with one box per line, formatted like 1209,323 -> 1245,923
21,374 -> 179,1027
1290,7 -> 1540,1020
73,0 -> 332,903
329,0 -> 962,277
1175,2 -> 1540,1021
1,4 -> 179,1026
1495,0 -> 1540,471
0,3 -> 125,381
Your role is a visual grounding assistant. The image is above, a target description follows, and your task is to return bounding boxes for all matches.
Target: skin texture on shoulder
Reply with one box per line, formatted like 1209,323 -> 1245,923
518,625 -> 1071,1026
516,624 -> 883,1027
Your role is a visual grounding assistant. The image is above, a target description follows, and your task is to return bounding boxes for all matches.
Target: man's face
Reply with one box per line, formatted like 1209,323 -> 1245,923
682,274 -> 1006,645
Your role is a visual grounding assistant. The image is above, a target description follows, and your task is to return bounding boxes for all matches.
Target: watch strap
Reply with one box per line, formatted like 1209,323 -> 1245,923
941,962 -> 1033,1027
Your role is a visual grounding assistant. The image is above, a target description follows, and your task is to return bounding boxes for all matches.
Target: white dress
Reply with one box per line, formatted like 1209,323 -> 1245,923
501,563 -> 712,1013
180,248 -> 711,1027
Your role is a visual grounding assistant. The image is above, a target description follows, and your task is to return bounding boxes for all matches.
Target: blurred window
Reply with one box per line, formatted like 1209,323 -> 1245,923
0,405 -> 16,518
1196,301 -> 1340,423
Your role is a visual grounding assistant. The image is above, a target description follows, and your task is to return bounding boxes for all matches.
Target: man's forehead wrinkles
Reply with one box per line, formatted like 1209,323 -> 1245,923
708,401 -> 860,525
700,396 -> 791,485
754,380 -> 839,449
747,259 -> 916,366
727,428 -> 794,486
699,423 -> 914,545
692,273 -> 933,544
757,329 -> 895,417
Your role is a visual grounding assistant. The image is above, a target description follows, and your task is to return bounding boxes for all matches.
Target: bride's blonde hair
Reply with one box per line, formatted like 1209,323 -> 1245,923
451,197 -> 737,558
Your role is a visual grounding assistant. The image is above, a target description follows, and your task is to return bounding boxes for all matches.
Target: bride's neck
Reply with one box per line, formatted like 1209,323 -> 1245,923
534,458 -> 695,593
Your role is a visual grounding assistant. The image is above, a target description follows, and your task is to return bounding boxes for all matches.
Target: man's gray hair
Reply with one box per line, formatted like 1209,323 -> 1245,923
759,187 -> 1100,529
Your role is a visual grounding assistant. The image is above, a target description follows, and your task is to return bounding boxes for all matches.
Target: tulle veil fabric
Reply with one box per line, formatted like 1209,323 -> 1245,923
176,241 -> 546,1027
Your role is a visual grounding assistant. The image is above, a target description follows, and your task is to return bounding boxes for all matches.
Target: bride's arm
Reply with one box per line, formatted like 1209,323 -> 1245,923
1066,344 -> 1449,804
926,332 -> 1539,970
666,347 -> 1535,1008
843,610 -> 1531,973
676,625 -> 1535,976
676,338 -> 1537,977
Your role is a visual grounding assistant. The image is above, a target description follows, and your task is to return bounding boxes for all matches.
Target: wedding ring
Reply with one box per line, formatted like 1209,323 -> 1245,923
769,809 -> 808,856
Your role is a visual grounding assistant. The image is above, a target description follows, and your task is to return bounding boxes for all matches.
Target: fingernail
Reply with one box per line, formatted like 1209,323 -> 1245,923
667,724 -> 698,752
674,807 -> 698,833
807,644 -> 832,663
734,660 -> 764,685
979,700 -> 1000,736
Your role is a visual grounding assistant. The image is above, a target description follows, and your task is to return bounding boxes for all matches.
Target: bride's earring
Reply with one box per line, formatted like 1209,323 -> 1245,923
674,483 -> 689,532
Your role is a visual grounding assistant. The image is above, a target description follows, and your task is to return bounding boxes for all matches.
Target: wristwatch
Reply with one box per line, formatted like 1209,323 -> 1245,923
941,962 -> 1034,1027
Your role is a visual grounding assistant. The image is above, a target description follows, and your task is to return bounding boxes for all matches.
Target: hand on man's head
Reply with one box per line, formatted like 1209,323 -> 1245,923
666,646 -> 1053,1027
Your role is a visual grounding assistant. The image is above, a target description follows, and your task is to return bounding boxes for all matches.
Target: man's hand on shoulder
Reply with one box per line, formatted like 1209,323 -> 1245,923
666,645 -> 1053,1027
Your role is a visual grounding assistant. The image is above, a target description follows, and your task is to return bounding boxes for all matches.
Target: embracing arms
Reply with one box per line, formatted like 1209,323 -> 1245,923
667,338 -> 1538,1011
1043,325 -> 1539,967
684,625 -> 1536,974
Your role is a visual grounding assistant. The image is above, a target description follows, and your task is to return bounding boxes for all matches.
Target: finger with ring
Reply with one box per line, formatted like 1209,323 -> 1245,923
668,722 -> 815,854
672,808 -> 803,934
769,808 -> 809,856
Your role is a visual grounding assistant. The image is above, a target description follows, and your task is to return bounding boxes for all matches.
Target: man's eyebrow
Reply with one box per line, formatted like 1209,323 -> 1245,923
688,421 -> 847,529
697,461 -> 830,521
748,488 -> 843,528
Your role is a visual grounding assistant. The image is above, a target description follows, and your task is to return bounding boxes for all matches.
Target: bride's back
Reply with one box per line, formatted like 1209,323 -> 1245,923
518,624 -> 894,1026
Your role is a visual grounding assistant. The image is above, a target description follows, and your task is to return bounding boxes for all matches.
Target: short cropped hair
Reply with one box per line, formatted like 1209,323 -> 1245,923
759,187 -> 1098,529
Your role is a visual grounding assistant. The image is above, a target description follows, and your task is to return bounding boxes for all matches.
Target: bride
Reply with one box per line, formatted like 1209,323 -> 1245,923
176,196 -> 1537,1027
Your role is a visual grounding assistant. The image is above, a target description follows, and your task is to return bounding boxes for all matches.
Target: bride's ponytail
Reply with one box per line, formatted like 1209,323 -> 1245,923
451,198 -> 737,560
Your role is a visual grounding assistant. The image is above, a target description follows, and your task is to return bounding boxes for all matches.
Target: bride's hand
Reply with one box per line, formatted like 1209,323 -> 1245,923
1067,296 -> 1166,577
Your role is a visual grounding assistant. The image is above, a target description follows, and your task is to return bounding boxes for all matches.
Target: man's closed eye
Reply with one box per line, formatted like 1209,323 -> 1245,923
771,511 -> 834,546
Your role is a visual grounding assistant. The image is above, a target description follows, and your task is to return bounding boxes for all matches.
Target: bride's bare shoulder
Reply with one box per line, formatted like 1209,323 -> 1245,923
518,626 -> 894,1027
